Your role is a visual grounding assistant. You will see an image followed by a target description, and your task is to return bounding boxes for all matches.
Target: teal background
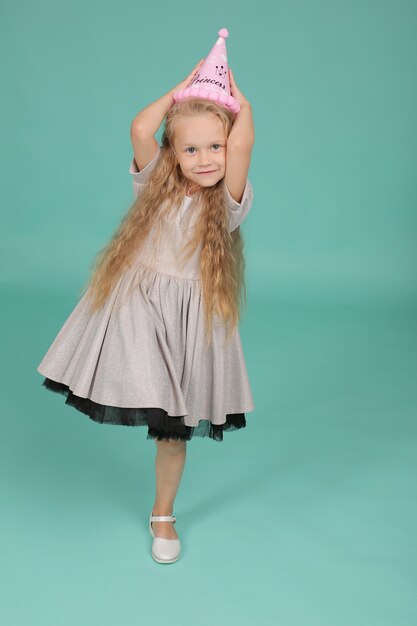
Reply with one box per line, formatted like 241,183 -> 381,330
1,1 -> 417,624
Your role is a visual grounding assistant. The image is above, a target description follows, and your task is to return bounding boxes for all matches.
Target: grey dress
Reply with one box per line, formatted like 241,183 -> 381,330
37,145 -> 255,442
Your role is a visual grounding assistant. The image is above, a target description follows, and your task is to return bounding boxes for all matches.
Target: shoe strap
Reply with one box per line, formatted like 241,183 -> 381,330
151,514 -> 176,523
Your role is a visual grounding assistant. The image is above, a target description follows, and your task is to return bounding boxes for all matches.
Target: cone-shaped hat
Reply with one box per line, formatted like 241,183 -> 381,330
172,27 -> 240,114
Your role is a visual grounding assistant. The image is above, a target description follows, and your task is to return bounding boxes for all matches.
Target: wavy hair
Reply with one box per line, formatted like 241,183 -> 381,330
81,97 -> 248,346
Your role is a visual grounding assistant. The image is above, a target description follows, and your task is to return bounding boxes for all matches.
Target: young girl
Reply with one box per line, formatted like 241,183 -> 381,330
37,53 -> 255,564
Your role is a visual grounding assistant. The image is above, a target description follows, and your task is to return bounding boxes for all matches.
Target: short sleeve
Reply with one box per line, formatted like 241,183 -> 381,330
223,178 -> 254,232
128,144 -> 162,196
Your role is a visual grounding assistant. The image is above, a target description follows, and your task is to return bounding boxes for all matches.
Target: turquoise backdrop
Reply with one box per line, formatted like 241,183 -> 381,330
1,1 -> 416,625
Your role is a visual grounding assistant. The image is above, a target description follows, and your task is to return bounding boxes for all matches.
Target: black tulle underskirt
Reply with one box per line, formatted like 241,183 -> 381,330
41,377 -> 246,442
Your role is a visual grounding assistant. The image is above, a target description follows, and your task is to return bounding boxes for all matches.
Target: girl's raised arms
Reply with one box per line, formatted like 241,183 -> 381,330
129,61 -> 255,202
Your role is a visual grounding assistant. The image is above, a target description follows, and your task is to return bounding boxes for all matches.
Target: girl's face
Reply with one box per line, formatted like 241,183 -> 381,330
172,113 -> 227,193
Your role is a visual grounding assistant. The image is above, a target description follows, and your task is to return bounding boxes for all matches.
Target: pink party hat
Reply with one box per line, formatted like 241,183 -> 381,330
172,27 -> 240,114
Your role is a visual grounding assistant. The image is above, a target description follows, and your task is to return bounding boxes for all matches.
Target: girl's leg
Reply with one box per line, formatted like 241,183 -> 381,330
151,438 -> 187,540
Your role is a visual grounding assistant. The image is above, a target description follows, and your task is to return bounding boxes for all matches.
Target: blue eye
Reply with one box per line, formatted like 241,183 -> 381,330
185,144 -> 223,154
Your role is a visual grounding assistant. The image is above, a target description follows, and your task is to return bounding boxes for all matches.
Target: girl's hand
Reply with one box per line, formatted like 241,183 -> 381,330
169,58 -> 205,95
229,68 -> 250,108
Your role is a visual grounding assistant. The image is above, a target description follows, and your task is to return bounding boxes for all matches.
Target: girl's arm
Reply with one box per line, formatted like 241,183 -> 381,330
130,90 -> 174,138
130,59 -> 205,171
224,69 -> 255,204
130,91 -> 172,171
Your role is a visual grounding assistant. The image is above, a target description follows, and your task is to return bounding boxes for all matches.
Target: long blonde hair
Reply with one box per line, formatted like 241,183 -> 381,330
81,97 -> 248,346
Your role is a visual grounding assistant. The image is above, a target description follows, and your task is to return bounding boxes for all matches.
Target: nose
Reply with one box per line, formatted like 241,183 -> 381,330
198,151 -> 212,166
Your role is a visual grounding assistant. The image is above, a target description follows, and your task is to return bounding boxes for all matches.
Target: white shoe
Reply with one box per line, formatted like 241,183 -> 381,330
149,512 -> 181,564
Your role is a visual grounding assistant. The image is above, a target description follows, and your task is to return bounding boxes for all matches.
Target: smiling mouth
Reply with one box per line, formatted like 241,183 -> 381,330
197,170 -> 216,174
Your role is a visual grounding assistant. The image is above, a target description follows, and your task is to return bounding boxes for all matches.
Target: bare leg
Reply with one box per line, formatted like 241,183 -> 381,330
151,438 -> 187,540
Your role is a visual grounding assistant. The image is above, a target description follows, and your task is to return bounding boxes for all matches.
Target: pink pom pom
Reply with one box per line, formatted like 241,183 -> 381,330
218,28 -> 229,38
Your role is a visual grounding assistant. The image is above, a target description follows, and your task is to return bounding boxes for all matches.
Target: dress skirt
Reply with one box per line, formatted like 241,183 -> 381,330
41,377 -> 246,442
37,260 -> 255,443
